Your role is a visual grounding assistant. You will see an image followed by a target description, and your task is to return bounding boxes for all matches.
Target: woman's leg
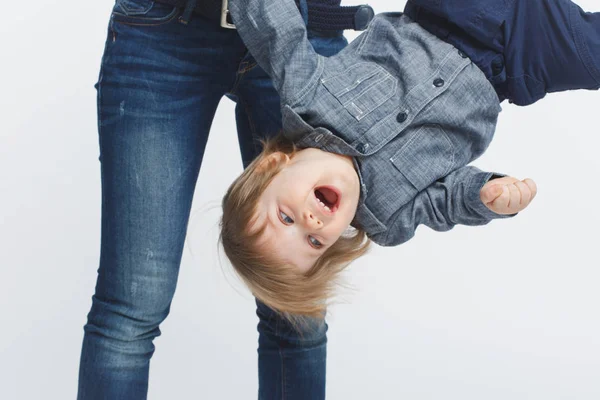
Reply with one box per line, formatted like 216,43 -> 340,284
77,3 -> 245,398
232,30 -> 348,400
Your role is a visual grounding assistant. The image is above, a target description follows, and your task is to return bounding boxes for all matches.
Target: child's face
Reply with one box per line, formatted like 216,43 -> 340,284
253,148 -> 361,272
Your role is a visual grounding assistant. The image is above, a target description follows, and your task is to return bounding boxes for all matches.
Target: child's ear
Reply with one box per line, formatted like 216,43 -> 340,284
257,152 -> 290,171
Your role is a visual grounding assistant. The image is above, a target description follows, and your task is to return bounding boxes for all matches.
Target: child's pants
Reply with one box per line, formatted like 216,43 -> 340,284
405,0 -> 600,105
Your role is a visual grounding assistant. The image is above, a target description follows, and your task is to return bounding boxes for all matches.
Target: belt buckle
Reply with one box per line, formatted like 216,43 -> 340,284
221,0 -> 236,29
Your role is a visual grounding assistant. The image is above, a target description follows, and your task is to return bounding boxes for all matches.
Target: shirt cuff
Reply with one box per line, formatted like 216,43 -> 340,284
466,171 -> 516,220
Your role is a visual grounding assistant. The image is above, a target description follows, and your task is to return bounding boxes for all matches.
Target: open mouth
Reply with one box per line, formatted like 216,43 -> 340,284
314,186 -> 340,213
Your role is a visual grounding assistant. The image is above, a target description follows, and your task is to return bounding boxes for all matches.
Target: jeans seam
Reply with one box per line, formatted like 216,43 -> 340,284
97,17 -> 113,133
239,97 -> 258,138
279,346 -> 286,400
240,62 -> 258,73
230,59 -> 250,96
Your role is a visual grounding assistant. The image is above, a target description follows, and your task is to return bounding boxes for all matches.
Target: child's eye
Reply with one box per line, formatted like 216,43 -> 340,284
308,236 -> 323,249
279,210 -> 294,225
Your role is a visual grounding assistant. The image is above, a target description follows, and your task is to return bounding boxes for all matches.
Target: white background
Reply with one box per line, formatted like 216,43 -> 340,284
1,0 -> 599,399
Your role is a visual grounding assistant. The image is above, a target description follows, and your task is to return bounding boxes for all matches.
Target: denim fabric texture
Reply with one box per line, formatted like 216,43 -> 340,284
405,0 -> 600,106
77,0 -> 348,399
230,0 -> 511,246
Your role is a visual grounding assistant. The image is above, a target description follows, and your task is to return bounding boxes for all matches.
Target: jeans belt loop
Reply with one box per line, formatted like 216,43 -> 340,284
179,0 -> 198,24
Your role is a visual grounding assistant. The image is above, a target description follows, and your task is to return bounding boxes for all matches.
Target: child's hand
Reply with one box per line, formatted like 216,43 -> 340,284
480,177 -> 537,215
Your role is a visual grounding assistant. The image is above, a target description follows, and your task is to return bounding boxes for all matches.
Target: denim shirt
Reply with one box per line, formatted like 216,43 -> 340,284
229,0 -> 508,246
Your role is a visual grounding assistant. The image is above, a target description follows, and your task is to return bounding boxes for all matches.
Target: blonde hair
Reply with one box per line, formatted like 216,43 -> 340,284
220,135 -> 370,318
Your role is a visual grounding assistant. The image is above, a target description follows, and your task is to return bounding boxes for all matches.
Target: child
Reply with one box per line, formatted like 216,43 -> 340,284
220,0 -> 598,316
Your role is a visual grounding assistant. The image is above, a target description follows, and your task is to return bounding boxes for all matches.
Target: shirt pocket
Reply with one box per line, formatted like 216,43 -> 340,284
320,62 -> 397,121
390,124 -> 455,192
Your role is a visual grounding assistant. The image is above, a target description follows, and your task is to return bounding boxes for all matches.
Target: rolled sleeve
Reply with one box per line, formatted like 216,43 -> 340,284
377,166 -> 514,246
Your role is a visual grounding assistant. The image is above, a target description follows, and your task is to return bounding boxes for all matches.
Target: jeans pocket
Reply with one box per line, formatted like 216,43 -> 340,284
112,0 -> 179,26
390,124 -> 454,192
117,0 -> 154,15
321,62 -> 397,121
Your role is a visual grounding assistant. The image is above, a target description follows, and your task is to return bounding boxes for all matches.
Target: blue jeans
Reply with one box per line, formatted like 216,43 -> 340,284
77,1 -> 347,399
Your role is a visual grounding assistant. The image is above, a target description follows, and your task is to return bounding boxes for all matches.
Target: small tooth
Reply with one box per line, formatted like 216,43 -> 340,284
324,206 -> 330,211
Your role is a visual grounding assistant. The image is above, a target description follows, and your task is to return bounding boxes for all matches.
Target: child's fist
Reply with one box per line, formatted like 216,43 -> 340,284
480,177 -> 537,215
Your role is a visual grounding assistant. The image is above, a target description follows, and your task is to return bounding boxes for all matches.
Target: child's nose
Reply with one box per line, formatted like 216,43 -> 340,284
303,210 -> 323,229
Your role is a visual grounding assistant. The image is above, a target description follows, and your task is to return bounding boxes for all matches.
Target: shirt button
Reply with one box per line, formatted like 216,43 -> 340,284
314,134 -> 324,142
433,78 -> 445,87
458,50 -> 467,58
396,111 -> 408,123
356,143 -> 368,153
